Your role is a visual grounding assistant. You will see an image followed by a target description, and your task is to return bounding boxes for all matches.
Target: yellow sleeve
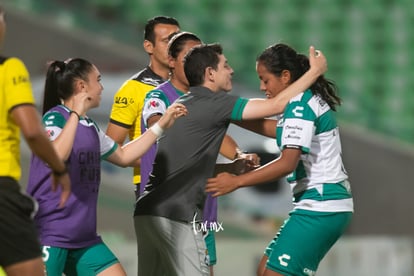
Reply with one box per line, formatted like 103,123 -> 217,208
108,78 -> 156,185
109,79 -> 155,140
4,57 -> 35,111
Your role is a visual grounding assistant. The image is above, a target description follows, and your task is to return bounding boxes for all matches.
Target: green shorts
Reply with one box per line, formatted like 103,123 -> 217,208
265,210 -> 352,276
42,242 -> 119,276
204,230 -> 217,266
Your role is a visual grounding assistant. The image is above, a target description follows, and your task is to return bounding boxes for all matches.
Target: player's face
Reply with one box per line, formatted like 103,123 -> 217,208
256,61 -> 289,99
212,54 -> 234,92
84,65 -> 103,108
151,24 -> 180,68
0,11 -> 5,47
170,39 -> 201,89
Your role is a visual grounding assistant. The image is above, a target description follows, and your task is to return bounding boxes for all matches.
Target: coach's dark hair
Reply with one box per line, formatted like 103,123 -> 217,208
184,43 -> 222,87
42,58 -> 94,114
144,16 -> 179,45
257,43 -> 341,110
168,32 -> 202,59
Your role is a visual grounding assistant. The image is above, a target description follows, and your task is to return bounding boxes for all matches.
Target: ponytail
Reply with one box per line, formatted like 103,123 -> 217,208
41,58 -> 93,114
42,61 -> 65,114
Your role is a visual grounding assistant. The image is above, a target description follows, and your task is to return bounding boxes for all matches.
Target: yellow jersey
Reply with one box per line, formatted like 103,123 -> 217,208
108,66 -> 165,184
0,57 -> 35,181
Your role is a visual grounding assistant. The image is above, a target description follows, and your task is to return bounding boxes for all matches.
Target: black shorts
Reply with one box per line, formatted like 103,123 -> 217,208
0,177 -> 42,267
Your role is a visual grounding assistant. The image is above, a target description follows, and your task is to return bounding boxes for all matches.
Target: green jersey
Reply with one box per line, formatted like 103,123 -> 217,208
276,89 -> 353,213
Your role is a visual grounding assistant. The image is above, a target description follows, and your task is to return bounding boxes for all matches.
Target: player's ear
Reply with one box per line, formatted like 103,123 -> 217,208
143,40 -> 154,55
281,70 -> 291,85
74,79 -> 86,93
206,67 -> 215,82
168,55 -> 175,70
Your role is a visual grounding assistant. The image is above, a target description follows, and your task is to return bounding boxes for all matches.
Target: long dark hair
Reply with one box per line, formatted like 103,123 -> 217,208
42,58 -> 93,114
257,43 -> 341,111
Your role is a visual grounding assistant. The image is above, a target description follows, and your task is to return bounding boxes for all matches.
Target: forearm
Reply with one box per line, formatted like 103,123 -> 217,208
52,113 -> 79,160
214,159 -> 246,176
242,68 -> 321,120
219,135 -> 241,160
11,105 -> 66,172
26,132 -> 66,173
271,68 -> 321,113
235,159 -> 291,189
105,122 -> 129,145
233,119 -> 277,138
110,124 -> 161,167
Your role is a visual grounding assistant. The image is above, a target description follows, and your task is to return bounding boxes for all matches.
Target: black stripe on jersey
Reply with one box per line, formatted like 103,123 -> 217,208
9,103 -> 35,113
284,144 -> 301,150
0,56 -> 9,65
109,118 -> 132,129
131,66 -> 165,87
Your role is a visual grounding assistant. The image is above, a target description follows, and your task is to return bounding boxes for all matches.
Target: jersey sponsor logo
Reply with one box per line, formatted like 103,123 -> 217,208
78,151 -> 100,187
46,129 -> 54,138
284,123 -> 302,141
44,120 -> 53,126
278,253 -> 291,267
149,100 -> 159,108
285,125 -> 303,131
292,106 -> 304,117
114,96 -> 134,107
12,75 -> 29,85
285,134 -> 301,140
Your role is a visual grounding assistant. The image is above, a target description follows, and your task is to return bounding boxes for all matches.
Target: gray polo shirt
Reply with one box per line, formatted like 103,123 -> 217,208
134,86 -> 248,222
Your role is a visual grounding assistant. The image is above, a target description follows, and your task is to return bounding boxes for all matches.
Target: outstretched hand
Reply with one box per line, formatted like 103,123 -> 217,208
158,102 -> 188,129
206,172 -> 239,197
308,46 -> 327,76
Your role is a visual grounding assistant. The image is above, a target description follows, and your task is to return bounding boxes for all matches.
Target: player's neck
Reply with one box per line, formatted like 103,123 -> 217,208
149,62 -> 170,80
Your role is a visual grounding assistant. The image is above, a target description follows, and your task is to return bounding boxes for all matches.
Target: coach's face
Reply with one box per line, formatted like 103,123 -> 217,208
211,54 -> 234,92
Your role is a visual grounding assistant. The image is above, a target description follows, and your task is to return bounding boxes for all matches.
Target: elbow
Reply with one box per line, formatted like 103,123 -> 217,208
117,161 -> 129,168
274,102 -> 285,115
23,127 -> 45,142
283,163 -> 297,176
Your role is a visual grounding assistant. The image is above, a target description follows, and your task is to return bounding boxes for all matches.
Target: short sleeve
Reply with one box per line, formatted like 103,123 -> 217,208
4,58 -> 35,112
